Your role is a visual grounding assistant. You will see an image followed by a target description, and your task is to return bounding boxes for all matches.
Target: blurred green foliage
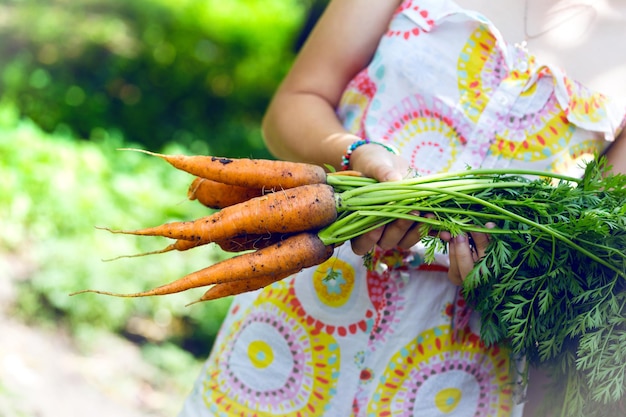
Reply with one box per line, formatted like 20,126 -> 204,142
0,0 -> 318,348
0,118 -> 236,358
0,0 -> 308,157
0,0 -> 327,386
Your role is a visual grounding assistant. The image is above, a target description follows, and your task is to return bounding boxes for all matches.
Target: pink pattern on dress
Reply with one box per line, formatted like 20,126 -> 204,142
339,70 -> 377,138
388,0 -> 434,39
287,280 -> 375,337
379,96 -> 474,174
366,247 -> 410,345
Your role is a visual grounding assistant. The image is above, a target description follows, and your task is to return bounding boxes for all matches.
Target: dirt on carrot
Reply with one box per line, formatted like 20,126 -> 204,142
215,233 -> 292,253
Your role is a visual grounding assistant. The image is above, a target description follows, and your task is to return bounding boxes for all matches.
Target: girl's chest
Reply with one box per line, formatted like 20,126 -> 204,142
453,0 -> 626,98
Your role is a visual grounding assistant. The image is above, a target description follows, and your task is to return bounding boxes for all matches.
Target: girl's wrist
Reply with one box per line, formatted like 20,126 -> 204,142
340,138 -> 398,170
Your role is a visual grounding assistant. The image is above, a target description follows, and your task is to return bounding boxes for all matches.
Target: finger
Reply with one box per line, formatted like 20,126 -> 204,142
397,222 -> 427,249
438,230 -> 452,242
449,234 -> 476,284
470,231 -> 490,259
351,227 -> 384,256
447,238 -> 463,286
377,218 -> 415,250
470,222 -> 496,258
350,147 -> 409,182
420,213 -> 445,240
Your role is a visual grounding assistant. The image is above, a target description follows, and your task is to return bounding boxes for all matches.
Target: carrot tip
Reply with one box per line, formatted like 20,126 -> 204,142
95,226 -> 125,234
101,256 -> 120,262
185,299 -> 204,307
101,248 -> 171,262
115,148 -> 162,157
69,289 -> 137,298
95,225 -> 157,237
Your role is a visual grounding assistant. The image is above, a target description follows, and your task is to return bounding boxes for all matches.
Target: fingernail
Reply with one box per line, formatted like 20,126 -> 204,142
384,172 -> 403,182
454,234 -> 466,243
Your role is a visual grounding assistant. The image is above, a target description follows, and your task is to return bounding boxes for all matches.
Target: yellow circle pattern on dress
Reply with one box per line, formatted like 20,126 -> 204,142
203,284 -> 340,416
381,102 -> 464,175
366,325 -> 513,417
434,387 -> 463,413
312,257 -> 356,308
549,138 -> 601,174
457,26 -> 496,123
457,26 -> 584,165
561,76 -> 608,124
248,340 -> 274,369
490,112 -> 574,162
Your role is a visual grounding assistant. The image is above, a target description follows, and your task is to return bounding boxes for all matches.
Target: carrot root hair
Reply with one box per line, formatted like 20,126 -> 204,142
101,239 -> 204,262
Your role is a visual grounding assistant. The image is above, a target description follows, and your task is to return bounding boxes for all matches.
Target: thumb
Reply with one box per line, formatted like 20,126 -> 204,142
376,164 -> 403,182
350,144 -> 408,182
373,154 -> 408,182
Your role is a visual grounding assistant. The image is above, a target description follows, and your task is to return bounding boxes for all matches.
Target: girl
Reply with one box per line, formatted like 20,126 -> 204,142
180,1 -> 626,415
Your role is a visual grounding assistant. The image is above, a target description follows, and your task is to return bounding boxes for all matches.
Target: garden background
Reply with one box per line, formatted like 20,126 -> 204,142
0,0 -> 327,415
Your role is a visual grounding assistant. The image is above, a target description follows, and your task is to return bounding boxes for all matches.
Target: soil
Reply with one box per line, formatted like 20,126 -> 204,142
0,256 -> 201,417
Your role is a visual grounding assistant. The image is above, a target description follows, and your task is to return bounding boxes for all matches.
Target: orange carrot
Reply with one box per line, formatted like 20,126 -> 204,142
101,183 -> 337,243
71,232 -> 334,299
121,148 -> 327,189
187,177 -> 264,209
188,272 -> 291,305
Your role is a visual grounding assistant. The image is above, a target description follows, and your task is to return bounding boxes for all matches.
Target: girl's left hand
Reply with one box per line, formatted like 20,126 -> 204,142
442,223 -> 494,286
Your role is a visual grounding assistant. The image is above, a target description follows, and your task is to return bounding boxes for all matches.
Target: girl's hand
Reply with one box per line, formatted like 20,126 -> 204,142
344,142 -> 495,286
442,223 -> 495,286
347,143 -> 427,255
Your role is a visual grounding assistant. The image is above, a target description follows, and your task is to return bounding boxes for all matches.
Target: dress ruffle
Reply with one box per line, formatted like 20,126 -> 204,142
401,0 -> 626,141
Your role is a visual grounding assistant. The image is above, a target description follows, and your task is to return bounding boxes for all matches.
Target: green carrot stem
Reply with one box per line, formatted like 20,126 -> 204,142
339,181 -> 532,208
318,211 -> 385,239
335,168 -> 579,200
320,210 -> 533,244
339,178 -> 496,200
325,175 -> 377,188
341,204 -> 511,221
324,180 -> 625,278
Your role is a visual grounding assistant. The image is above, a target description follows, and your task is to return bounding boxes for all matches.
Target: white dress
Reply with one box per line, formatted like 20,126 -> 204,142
180,1 -> 626,416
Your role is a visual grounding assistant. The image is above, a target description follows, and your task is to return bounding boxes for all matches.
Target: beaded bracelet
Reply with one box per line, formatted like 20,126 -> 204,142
340,139 -> 398,170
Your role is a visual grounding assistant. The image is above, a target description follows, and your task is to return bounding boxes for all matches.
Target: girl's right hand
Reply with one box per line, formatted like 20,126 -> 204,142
347,143 -> 428,255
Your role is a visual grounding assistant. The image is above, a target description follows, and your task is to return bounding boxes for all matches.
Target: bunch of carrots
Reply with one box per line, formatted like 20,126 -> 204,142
75,149 -> 355,305
73,149 -> 626,416
73,149 -> 626,307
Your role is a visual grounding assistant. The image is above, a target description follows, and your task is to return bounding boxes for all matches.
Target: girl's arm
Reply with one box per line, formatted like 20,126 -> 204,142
263,0 -> 424,255
605,128 -> 626,174
262,0 -> 403,172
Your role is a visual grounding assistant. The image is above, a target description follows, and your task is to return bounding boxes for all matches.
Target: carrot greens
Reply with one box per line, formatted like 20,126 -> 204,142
322,157 -> 626,417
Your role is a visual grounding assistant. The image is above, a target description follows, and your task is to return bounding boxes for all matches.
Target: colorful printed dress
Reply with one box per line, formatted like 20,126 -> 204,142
179,1 -> 626,416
